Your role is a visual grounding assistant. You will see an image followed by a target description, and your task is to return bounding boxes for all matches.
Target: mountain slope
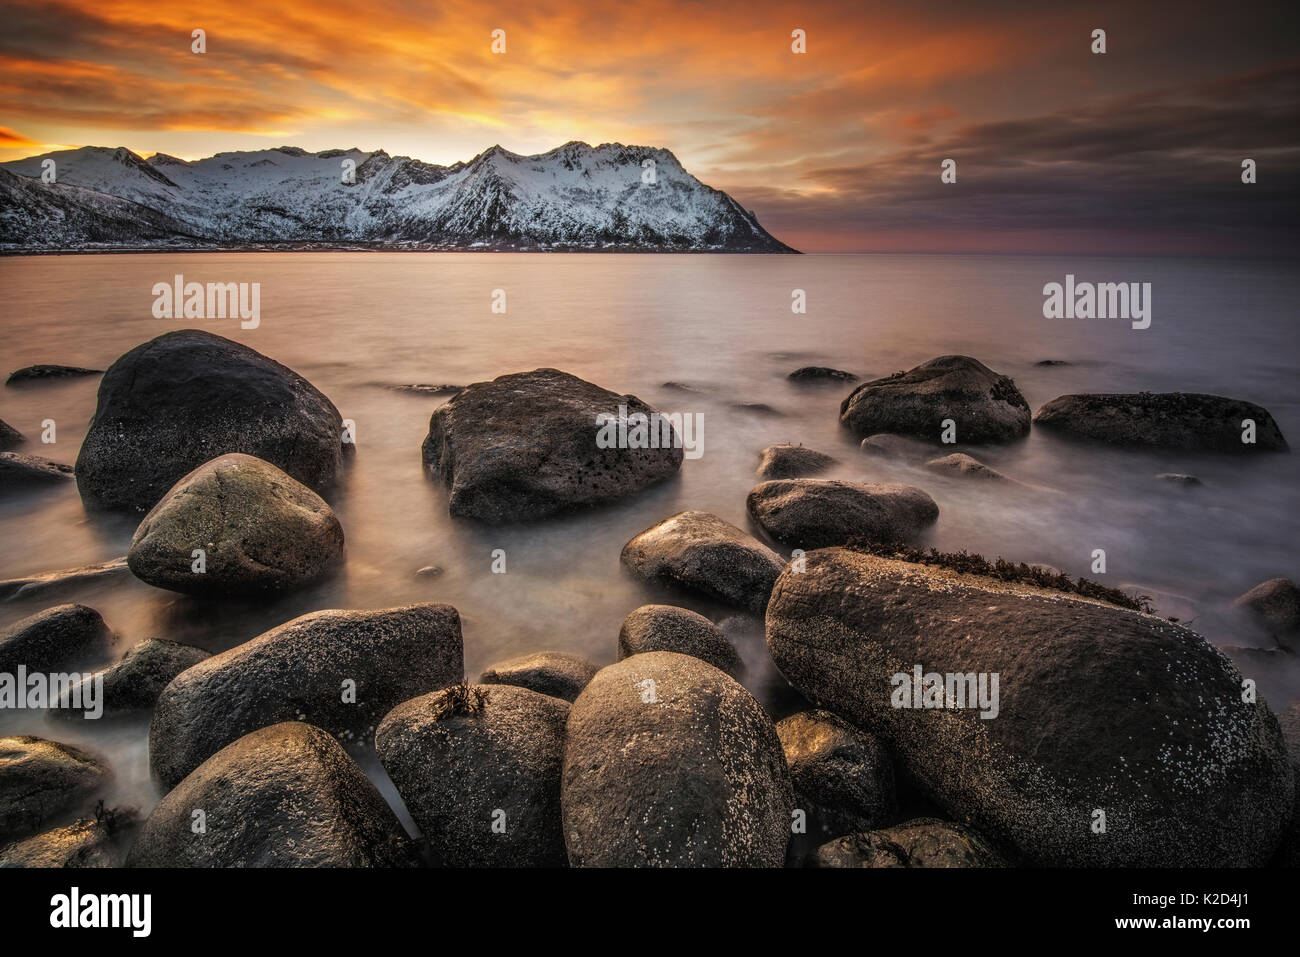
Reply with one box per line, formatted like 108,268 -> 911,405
0,142 -> 796,252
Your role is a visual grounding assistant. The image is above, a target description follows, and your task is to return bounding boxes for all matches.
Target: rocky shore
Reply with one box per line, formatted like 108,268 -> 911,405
1,333 -> 1296,868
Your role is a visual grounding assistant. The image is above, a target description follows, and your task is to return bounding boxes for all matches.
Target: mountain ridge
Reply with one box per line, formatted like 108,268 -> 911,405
0,142 -> 797,253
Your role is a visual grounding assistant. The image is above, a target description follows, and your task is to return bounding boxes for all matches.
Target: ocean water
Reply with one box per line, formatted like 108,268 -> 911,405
1,251 -> 1297,821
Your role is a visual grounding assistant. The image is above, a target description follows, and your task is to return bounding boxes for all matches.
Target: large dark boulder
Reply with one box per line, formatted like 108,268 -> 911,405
53,639 -> 211,720
1033,392 -> 1288,452
0,604 -> 111,673
777,709 -> 896,846
0,736 -> 111,841
765,548 -> 1295,866
478,652 -> 597,703
747,479 -> 938,549
839,356 -> 1031,443
618,604 -> 742,677
809,818 -> 1006,868
562,652 -> 793,867
149,604 -> 463,789
621,510 -> 785,613
422,368 -> 683,522
75,330 -> 346,512
377,684 -> 569,867
127,453 -> 344,596
128,723 -> 413,867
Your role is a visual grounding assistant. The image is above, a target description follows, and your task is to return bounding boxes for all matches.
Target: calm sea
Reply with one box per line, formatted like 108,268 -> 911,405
1,251 -> 1296,820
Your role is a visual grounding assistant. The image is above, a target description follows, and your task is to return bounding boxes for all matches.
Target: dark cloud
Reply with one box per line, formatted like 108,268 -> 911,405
732,64 -> 1300,253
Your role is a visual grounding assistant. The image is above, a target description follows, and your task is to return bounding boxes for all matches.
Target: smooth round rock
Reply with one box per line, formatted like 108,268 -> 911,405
562,652 -> 793,867
127,453 -> 344,596
777,709 -> 897,844
479,651 -> 598,702
53,638 -> 211,720
755,444 -> 838,480
840,356 -> 1031,444
0,604 -> 111,674
377,684 -> 569,867
149,604 -> 464,789
617,604 -> 742,677
746,479 -> 938,549
621,510 -> 786,613
0,736 -> 111,841
127,722 -> 414,867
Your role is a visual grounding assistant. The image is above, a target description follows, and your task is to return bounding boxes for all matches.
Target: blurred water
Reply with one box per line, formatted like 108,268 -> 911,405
0,251 -> 1296,820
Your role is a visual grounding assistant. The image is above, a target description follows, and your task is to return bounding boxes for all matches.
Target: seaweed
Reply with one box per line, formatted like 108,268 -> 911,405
431,682 -> 489,720
843,539 -> 1155,614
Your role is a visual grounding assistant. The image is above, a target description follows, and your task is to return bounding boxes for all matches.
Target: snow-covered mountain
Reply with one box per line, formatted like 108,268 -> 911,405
0,142 -> 795,252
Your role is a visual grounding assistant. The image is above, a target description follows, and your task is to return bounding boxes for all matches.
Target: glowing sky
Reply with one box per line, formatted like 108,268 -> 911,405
2,0 -> 1296,252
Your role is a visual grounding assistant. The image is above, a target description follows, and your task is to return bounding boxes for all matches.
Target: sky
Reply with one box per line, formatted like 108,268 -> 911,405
1,0 -> 1296,253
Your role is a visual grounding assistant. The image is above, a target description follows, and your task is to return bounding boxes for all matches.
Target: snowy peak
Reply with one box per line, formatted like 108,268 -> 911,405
0,141 -> 796,252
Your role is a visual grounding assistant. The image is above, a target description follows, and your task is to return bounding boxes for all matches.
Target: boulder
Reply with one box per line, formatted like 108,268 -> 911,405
747,480 -> 938,549
1155,473 -> 1203,486
479,651 -> 598,703
618,604 -> 742,677
788,366 -> 857,383
755,444 -> 838,479
0,813 -> 131,868
0,736 -> 111,841
840,356 -> 1031,443
0,604 -> 111,673
53,639 -> 211,720
765,548 -> 1295,866
925,452 -> 1007,481
809,818 -> 1006,868
127,723 -> 413,867
777,709 -> 896,845
6,365 -> 102,385
0,451 -> 73,490
75,329 -> 346,512
377,684 -> 569,867
1033,392 -> 1288,452
126,453 -> 344,596
621,510 -> 785,613
0,419 -> 21,451
149,603 -> 463,789
1233,578 -> 1300,649
422,368 -> 682,522
562,652 -> 793,867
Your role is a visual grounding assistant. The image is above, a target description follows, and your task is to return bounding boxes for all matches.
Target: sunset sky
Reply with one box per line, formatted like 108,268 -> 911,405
2,0 -> 1296,252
